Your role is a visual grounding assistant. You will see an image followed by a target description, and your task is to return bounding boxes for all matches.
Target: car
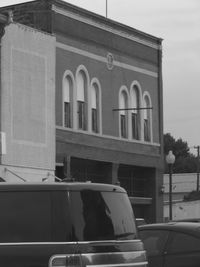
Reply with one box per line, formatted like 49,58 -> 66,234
0,182 -> 147,267
138,222 -> 200,267
173,218 -> 200,223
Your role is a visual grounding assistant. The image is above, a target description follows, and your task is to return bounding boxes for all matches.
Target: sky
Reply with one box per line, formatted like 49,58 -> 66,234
0,0 -> 200,152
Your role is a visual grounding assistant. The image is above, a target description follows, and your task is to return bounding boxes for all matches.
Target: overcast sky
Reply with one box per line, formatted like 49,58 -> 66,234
1,0 -> 200,151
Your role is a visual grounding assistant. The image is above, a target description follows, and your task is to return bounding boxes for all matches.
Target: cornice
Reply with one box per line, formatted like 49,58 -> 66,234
52,5 -> 162,50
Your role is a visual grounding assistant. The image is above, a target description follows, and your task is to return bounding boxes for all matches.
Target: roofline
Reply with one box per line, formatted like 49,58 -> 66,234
53,0 -> 162,42
53,0 -> 162,50
0,0 -> 163,49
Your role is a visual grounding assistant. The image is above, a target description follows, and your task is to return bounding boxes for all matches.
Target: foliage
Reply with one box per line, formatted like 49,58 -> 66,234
164,133 -> 197,173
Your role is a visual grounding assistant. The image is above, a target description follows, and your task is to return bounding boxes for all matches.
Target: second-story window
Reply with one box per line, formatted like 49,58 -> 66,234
144,95 -> 151,142
130,85 -> 140,140
91,83 -> 99,133
119,90 -> 128,139
77,71 -> 87,130
63,74 -> 73,128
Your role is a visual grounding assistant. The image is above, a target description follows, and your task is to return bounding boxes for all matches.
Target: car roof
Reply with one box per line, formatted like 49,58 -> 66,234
0,182 -> 125,193
138,222 -> 200,237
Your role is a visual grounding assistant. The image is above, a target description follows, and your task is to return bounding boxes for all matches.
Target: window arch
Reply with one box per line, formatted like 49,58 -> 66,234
143,92 -> 152,142
63,71 -> 74,128
130,82 -> 142,140
76,66 -> 89,131
119,87 -> 129,139
91,78 -> 102,134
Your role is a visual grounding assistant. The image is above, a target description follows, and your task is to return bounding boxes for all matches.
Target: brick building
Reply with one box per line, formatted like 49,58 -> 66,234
0,0 -> 164,222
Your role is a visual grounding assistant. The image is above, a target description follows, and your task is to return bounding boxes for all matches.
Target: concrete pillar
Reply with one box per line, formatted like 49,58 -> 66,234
111,163 -> 119,185
64,156 -> 71,178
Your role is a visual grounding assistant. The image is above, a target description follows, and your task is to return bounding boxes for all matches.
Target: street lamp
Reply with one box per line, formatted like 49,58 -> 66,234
166,150 -> 175,221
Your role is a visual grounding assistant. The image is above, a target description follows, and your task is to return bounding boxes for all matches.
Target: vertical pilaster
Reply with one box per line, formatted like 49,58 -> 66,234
111,163 -> 119,185
64,155 -> 71,178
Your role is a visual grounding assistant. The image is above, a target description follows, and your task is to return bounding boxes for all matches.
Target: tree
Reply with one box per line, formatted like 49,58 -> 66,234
164,133 -> 197,173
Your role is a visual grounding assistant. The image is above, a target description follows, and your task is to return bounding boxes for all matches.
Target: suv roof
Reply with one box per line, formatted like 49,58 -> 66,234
0,182 -> 126,192
138,222 -> 200,237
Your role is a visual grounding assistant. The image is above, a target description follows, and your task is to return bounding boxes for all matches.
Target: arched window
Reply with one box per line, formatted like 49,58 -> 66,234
143,93 -> 152,142
119,89 -> 128,138
77,70 -> 87,130
91,82 -> 100,133
63,73 -> 73,128
130,85 -> 140,140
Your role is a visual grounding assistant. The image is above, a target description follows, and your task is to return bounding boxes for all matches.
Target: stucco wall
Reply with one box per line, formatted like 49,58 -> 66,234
163,173 -> 197,202
164,200 -> 200,221
0,23 -> 56,180
164,173 -> 197,193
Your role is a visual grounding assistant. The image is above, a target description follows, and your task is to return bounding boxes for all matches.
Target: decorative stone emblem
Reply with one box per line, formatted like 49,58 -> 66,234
107,53 -> 114,70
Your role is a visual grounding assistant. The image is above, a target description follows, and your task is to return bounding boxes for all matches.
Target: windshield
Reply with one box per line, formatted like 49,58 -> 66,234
70,189 -> 137,241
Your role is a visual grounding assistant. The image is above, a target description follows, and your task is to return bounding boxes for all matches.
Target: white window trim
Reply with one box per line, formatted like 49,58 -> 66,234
143,91 -> 153,143
62,70 -> 75,128
75,65 -> 90,131
90,78 -> 102,135
130,81 -> 143,141
118,86 -> 130,139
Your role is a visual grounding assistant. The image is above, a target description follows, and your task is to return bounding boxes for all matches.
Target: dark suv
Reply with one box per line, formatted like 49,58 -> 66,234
0,182 -> 147,267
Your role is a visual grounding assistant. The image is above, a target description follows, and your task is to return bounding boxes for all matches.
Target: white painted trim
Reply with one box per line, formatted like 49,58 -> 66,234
143,91 -> 153,143
130,81 -> 144,141
118,86 -> 130,139
62,70 -> 75,128
52,5 -> 161,50
90,78 -> 102,135
56,42 -> 158,78
75,65 -> 91,131
114,61 -> 158,78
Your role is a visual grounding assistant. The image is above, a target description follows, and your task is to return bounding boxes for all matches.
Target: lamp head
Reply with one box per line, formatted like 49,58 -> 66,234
166,150 -> 175,164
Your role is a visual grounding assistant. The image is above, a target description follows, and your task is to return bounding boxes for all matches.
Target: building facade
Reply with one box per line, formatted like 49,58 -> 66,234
0,0 -> 164,222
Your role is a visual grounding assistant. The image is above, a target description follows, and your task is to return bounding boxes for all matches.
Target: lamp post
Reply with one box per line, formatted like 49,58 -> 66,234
166,150 -> 175,221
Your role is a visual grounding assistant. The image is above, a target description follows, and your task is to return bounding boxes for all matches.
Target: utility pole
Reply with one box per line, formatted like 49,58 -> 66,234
194,145 -> 200,192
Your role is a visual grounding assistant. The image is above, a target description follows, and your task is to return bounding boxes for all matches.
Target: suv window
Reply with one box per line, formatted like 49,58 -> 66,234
52,191 -> 71,242
0,192 -> 52,242
168,232 -> 200,253
139,230 -> 169,256
70,190 -> 137,241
